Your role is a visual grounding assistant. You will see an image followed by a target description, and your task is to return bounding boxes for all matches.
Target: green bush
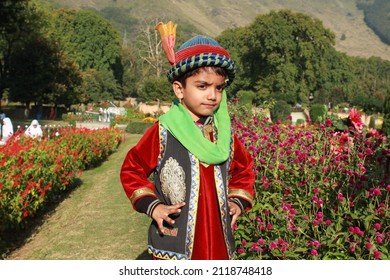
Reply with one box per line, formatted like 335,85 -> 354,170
125,121 -> 154,134
237,90 -> 255,110
270,100 -> 291,123
369,115 -> 376,129
310,104 -> 328,123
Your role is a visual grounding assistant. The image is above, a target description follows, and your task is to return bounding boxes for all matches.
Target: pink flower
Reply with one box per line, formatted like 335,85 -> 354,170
315,212 -> 323,219
365,243 -> 373,250
373,251 -> 381,259
310,249 -> 318,256
349,108 -> 363,132
251,243 -> 260,251
325,219 -> 332,226
325,119 -> 332,127
237,247 -> 245,254
337,192 -> 344,202
310,240 -> 321,248
257,238 -> 265,245
373,223 -> 381,230
269,242 -> 277,250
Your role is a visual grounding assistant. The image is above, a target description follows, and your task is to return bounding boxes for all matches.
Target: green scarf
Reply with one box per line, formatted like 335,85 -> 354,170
159,90 -> 231,164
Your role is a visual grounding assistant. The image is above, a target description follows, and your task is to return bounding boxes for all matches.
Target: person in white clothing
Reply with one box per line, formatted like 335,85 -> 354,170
1,117 -> 14,145
24,119 -> 43,139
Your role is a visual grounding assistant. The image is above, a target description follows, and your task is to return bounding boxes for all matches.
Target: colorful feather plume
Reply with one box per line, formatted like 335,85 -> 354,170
155,21 -> 177,65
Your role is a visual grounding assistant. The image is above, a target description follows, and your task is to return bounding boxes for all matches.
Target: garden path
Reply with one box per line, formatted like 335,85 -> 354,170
6,134 -> 152,260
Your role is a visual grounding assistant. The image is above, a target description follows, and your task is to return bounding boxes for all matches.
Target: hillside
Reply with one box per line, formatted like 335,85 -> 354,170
47,0 -> 390,61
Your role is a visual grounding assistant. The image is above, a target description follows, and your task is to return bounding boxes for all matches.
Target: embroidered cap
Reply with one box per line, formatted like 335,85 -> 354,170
156,22 -> 236,85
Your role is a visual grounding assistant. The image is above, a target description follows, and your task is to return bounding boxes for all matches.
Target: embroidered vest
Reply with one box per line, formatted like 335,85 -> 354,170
147,123 -> 235,260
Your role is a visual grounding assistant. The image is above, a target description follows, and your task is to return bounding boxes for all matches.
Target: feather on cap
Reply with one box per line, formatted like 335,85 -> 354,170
155,21 -> 177,65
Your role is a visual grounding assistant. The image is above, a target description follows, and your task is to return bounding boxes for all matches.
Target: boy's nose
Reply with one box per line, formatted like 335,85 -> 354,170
207,89 -> 217,100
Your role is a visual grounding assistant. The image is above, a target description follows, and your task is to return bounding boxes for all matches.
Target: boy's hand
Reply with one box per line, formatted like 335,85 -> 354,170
151,202 -> 186,233
228,201 -> 242,230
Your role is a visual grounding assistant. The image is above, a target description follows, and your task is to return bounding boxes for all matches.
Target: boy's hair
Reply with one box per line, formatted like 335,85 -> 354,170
175,66 -> 228,87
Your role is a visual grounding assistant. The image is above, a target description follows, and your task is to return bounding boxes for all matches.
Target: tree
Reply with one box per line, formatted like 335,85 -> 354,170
8,34 -> 83,108
218,10 -> 348,106
382,88 -> 390,137
0,0 -> 40,103
82,69 -> 122,104
121,46 -> 140,98
270,100 -> 291,123
135,19 -> 168,78
138,76 -> 172,103
51,9 -> 123,101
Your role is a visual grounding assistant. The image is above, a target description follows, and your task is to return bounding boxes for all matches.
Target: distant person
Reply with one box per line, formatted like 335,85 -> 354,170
24,107 -> 30,119
98,107 -> 103,122
103,108 -> 108,122
1,117 -> 14,145
49,107 -> 55,120
24,119 -> 43,139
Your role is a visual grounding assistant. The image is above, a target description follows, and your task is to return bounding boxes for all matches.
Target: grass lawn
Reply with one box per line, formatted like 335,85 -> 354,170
5,134 -> 152,260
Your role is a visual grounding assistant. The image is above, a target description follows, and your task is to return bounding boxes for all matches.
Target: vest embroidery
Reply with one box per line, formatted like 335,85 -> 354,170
160,157 -> 186,204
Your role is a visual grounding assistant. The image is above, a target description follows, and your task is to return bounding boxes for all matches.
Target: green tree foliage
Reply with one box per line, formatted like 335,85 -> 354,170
82,69 -> 122,104
218,9 -> 388,113
51,8 -> 124,101
138,76 -> 172,103
3,1 -> 83,108
350,56 -> 390,113
218,10 -> 343,106
270,100 -> 291,123
0,0 -> 37,100
310,103 -> 328,124
381,89 -> 390,137
120,47 -> 140,98
236,90 -> 255,109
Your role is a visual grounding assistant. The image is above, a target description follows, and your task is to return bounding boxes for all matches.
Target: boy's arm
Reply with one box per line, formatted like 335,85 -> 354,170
120,123 -> 160,215
228,134 -> 255,212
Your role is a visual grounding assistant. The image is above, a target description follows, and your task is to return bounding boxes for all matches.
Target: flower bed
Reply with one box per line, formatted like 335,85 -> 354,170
232,106 -> 389,260
0,127 -> 122,232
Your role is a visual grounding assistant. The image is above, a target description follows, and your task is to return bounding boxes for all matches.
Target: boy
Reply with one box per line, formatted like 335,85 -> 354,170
120,21 -> 255,260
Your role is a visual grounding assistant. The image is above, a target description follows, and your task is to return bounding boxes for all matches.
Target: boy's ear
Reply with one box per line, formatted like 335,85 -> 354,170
172,81 -> 184,100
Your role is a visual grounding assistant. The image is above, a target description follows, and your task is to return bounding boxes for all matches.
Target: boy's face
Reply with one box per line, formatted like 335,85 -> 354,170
172,67 -> 226,122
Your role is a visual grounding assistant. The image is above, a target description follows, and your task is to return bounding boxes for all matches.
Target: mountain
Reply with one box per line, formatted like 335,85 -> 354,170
46,0 -> 390,61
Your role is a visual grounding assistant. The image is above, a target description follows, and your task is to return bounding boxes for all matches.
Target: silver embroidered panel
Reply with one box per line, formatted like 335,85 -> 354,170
160,157 -> 186,204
